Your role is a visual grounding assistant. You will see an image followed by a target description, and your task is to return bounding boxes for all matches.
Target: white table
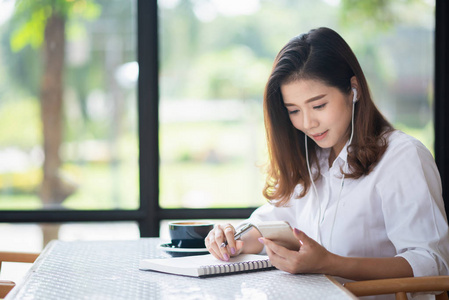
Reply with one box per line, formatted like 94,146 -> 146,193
6,238 -> 356,299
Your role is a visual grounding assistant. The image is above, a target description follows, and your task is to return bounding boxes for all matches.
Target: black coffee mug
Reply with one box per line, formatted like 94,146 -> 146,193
169,221 -> 214,248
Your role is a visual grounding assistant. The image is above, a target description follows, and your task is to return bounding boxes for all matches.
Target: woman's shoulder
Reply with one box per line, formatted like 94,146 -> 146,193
385,130 -> 431,155
371,130 -> 441,195
380,130 -> 435,169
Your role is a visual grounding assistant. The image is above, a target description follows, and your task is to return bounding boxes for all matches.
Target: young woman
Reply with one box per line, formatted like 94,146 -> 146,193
205,27 -> 449,285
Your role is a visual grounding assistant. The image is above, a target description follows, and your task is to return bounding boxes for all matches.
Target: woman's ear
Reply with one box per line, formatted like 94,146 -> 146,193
350,76 -> 359,93
350,76 -> 359,102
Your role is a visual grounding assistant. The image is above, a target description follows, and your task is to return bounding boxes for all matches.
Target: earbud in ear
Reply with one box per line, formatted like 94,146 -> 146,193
352,87 -> 358,103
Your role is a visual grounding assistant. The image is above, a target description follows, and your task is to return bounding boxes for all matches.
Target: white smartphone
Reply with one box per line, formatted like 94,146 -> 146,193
236,221 -> 300,251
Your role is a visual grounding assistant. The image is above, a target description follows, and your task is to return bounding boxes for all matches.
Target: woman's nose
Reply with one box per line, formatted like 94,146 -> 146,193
303,112 -> 318,130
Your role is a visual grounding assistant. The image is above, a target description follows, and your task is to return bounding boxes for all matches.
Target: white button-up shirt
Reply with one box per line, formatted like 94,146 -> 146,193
248,130 -> 449,280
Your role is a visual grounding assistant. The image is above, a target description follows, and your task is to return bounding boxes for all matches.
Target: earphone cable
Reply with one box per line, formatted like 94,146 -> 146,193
305,134 -> 321,244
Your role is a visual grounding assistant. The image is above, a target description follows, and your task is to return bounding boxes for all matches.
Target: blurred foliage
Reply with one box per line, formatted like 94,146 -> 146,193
0,161 -> 138,210
10,0 -> 101,51
0,98 -> 41,148
0,0 -> 137,209
0,0 -> 436,209
0,0 -> 137,145
340,0 -> 396,30
0,168 -> 41,194
1,0 -> 101,99
340,0 -> 434,30
185,46 -> 272,99
159,0 -> 337,101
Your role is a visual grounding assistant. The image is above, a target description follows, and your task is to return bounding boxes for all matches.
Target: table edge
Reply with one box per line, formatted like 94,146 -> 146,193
5,240 -> 59,299
325,275 -> 358,300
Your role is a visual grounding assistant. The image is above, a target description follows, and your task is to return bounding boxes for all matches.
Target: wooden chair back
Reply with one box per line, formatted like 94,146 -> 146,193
344,276 -> 449,300
0,252 -> 39,299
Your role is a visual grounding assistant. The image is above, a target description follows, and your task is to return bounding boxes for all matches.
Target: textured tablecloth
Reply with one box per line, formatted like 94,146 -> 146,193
6,238 -> 356,300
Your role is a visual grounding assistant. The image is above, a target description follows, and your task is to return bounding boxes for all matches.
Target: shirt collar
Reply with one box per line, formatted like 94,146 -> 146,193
336,140 -> 350,163
315,140 -> 351,171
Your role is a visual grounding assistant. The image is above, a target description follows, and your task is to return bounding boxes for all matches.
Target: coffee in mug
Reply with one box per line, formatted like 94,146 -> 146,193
168,221 -> 214,248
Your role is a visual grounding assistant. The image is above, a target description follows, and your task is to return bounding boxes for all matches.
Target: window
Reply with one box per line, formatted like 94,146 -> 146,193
158,0 -> 436,212
0,0 -> 138,211
1,0 -> 447,241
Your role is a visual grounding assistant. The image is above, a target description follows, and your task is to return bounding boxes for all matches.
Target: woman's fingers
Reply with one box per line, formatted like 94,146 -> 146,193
205,223 -> 250,261
216,224 -> 236,260
223,224 -> 237,255
260,237 -> 299,273
260,228 -> 330,274
205,230 -> 222,260
235,240 -> 244,255
259,237 -> 290,258
292,228 -> 309,246
204,224 -> 237,261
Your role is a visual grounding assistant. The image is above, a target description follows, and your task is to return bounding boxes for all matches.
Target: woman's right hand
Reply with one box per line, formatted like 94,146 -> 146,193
205,223 -> 243,261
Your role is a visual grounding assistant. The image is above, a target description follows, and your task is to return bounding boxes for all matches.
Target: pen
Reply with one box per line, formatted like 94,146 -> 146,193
220,223 -> 254,248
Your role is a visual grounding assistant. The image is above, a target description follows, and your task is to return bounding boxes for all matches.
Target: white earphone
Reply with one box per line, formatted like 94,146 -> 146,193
352,87 -> 358,103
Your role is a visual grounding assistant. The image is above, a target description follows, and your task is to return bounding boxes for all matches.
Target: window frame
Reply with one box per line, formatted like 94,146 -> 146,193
1,0 -> 447,235
434,0 -> 449,220
0,0 -> 257,236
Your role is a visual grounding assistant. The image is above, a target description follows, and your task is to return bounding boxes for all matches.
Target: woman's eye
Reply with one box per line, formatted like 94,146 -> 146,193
288,109 -> 299,115
313,103 -> 326,109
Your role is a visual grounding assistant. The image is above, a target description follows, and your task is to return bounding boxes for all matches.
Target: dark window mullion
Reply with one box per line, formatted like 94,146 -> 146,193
138,0 -> 160,237
434,0 -> 449,220
0,210 -> 146,223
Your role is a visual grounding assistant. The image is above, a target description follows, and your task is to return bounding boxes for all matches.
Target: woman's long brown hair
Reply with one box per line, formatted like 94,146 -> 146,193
263,27 -> 393,206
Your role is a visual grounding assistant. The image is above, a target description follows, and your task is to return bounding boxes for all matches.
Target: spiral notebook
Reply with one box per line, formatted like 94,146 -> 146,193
139,254 -> 272,277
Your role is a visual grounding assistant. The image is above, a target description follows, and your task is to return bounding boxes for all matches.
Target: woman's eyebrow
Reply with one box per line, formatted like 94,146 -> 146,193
284,94 -> 326,106
305,94 -> 326,103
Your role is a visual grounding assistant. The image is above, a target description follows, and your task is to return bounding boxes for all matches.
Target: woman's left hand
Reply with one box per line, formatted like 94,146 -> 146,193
259,228 -> 334,274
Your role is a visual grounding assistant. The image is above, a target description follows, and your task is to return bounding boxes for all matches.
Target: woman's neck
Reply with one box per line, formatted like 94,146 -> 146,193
328,151 -> 336,168
329,145 -> 344,168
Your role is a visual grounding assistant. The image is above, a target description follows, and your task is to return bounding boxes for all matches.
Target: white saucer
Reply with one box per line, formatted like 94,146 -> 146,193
158,243 -> 209,257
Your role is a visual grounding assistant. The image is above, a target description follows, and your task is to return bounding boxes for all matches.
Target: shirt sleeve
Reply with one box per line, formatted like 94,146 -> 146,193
247,202 -> 291,223
377,133 -> 449,277
246,191 -> 301,227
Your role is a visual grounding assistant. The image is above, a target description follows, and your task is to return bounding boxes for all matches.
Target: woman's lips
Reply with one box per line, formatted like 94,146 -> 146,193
311,130 -> 328,141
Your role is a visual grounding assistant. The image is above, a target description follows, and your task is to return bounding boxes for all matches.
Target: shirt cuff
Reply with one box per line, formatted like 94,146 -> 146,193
396,249 -> 439,277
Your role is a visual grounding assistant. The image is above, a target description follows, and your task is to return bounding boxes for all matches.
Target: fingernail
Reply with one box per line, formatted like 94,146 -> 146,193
231,247 -> 236,255
223,253 -> 229,261
294,228 -> 301,235
258,237 -> 265,244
